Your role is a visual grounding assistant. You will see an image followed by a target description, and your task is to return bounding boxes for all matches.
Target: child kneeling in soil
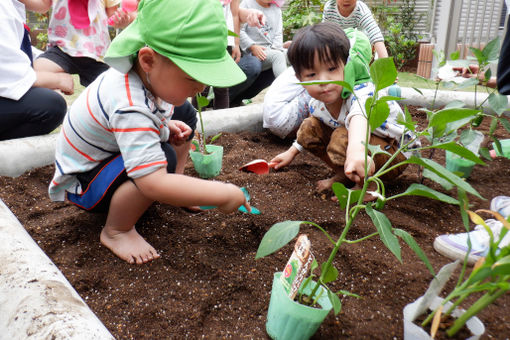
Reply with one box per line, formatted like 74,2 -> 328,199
270,22 -> 418,196
48,0 -> 250,265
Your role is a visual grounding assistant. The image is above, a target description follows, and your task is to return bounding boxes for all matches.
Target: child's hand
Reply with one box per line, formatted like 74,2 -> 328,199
57,73 -> 74,95
231,45 -> 241,63
250,45 -> 266,61
242,8 -> 265,28
269,146 -> 299,170
217,184 -> 250,213
109,8 -> 132,28
344,154 -> 375,184
168,120 -> 192,146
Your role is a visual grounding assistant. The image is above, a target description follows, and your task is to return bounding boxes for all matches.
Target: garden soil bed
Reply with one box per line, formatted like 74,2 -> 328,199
1,108 -> 510,339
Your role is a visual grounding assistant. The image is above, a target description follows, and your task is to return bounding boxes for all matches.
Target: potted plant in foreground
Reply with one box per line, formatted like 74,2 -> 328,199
189,94 -> 224,178
256,57 -> 485,340
404,204 -> 510,339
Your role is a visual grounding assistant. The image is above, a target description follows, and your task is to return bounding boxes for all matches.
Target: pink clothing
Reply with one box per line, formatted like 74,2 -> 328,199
47,0 -> 119,61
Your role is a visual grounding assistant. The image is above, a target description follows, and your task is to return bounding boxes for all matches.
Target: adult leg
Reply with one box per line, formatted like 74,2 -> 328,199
0,87 -> 67,141
229,53 -> 262,106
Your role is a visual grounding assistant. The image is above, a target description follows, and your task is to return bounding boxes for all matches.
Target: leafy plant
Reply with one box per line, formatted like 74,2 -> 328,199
282,0 -> 322,42
193,94 -> 222,155
256,57 -> 484,316
421,204 -> 510,337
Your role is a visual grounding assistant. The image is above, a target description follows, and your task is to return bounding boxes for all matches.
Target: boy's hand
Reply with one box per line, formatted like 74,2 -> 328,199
344,154 -> 375,184
269,146 -> 299,170
250,45 -> 266,61
217,184 -> 250,213
241,8 -> 265,28
231,45 -> 241,63
57,73 -> 74,95
168,120 -> 192,146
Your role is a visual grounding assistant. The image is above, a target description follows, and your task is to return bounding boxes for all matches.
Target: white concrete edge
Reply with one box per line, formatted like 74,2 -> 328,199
0,199 -> 114,339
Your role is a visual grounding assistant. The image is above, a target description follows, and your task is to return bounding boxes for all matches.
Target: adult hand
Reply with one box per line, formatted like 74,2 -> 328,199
168,120 -> 192,146
250,45 -> 266,61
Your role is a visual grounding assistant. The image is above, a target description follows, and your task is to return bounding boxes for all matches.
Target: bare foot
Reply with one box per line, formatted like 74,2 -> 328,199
100,226 -> 160,264
316,174 -> 346,192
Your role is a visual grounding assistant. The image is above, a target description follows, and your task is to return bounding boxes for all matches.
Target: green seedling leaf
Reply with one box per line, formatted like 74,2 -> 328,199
491,255 -> 510,276
255,221 -> 302,259
378,95 -> 401,102
365,204 -> 402,262
449,50 -> 460,60
332,182 -> 349,209
479,147 -> 492,161
403,157 -> 482,199
370,57 -> 397,92
422,168 -> 454,190
196,94 -> 209,109
369,99 -> 390,131
444,100 -> 466,109
366,142 -> 391,158
400,183 -> 459,205
483,36 -> 501,62
488,93 -> 509,115
394,228 -> 435,275
227,29 -> 238,37
424,142 -> 485,165
469,47 -> 485,65
429,108 -> 481,135
209,133 -> 222,144
456,77 -> 479,89
412,87 -> 423,96
500,117 -> 510,133
311,258 -> 319,272
328,289 -> 342,315
321,262 -> 339,283
298,80 -> 354,95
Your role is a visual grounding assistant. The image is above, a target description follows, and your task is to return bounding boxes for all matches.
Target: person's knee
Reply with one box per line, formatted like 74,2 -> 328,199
297,117 -> 327,153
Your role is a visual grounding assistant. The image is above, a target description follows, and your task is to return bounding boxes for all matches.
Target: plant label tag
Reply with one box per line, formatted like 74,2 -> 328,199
280,234 -> 315,299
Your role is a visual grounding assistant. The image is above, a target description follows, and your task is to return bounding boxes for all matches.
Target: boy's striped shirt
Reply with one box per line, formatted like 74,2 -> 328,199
49,68 -> 174,201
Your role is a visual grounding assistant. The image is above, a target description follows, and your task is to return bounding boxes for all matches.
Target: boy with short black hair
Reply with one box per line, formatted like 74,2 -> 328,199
270,22 -> 417,196
49,0 -> 250,265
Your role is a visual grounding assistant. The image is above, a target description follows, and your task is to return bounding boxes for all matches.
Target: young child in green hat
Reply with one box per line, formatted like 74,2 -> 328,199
49,0 -> 250,265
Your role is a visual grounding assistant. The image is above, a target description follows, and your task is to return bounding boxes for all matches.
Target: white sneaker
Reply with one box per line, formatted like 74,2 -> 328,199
433,196 -> 510,264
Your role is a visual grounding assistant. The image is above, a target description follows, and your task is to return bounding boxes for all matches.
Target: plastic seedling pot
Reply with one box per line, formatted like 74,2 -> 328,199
266,272 -> 332,340
445,150 -> 475,179
403,295 -> 485,340
189,144 -> 223,179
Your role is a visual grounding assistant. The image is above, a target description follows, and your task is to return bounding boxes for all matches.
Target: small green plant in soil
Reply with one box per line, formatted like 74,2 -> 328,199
256,57 -> 484,317
193,94 -> 222,155
421,200 -> 510,337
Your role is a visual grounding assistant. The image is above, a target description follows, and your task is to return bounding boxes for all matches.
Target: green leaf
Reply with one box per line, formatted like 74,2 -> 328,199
422,168 -> 454,190
332,182 -> 349,209
366,143 -> 391,158
469,47 -> 485,65
456,77 -> 479,89
429,108 -> 481,131
482,36 -> 501,62
500,117 -> 510,133
488,93 -> 508,115
321,263 -> 339,283
449,50 -> 460,60
209,133 -> 222,144
479,147 -> 492,161
365,204 -> 402,262
400,183 -> 459,205
227,29 -> 239,37
370,58 -> 397,92
370,99 -> 390,131
492,255 -> 510,276
298,80 -> 354,95
403,157 -> 482,198
412,87 -> 423,96
394,228 -> 435,275
335,290 -> 361,299
328,289 -> 342,315
196,94 -> 209,109
424,142 -> 485,165
444,100 -> 466,109
255,221 -> 302,259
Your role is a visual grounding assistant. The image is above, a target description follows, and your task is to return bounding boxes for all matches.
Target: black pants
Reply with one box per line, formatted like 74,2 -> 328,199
0,87 -> 67,141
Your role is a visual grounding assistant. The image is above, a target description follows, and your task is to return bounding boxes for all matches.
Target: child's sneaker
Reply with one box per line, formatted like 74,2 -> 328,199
433,196 -> 510,264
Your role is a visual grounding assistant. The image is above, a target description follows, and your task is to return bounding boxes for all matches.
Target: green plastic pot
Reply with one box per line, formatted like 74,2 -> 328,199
266,272 -> 332,340
445,150 -> 475,179
189,144 -> 223,178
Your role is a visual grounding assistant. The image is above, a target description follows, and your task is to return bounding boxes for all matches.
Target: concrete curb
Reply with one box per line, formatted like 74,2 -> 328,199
0,199 -> 114,339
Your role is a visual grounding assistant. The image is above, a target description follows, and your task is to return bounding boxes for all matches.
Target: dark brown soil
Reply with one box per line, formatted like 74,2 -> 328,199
1,108 -> 510,339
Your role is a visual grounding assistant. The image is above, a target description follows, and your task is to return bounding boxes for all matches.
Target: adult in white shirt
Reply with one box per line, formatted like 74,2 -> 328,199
0,0 -> 70,141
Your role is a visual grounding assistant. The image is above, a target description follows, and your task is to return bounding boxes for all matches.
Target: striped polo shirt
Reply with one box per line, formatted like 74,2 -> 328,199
49,68 -> 174,201
322,0 -> 384,46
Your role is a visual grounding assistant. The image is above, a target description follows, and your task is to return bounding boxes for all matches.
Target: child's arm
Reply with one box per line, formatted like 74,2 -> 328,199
19,0 -> 52,13
34,70 -> 74,95
134,169 -> 249,213
106,5 -> 136,28
373,41 -> 388,59
239,8 -> 265,27
230,0 -> 241,62
344,115 -> 375,184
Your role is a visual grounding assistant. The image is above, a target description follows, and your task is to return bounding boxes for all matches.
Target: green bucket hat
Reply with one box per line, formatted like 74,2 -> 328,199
341,28 -> 373,99
104,0 -> 246,87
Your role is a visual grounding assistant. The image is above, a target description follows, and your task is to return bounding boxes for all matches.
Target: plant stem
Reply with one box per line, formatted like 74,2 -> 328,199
446,288 -> 507,336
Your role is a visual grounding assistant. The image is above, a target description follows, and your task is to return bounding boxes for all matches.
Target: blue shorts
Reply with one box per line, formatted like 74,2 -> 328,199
67,101 -> 197,213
